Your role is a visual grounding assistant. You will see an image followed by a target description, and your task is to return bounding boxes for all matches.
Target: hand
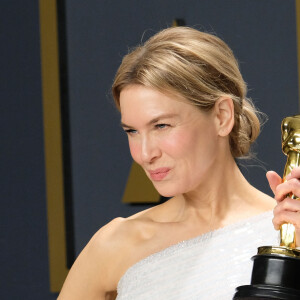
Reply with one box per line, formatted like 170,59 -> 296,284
266,168 -> 300,247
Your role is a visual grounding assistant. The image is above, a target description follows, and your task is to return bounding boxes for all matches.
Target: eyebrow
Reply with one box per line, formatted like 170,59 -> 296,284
121,113 -> 178,128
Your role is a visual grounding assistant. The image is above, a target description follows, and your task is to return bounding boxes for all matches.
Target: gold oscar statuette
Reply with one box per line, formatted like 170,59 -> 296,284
234,114 -> 300,300
258,115 -> 300,256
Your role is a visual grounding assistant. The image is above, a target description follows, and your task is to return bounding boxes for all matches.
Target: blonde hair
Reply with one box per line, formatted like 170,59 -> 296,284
112,26 -> 261,158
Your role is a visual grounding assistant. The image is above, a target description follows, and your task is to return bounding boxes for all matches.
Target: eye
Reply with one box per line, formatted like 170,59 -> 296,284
155,123 -> 169,130
124,128 -> 138,135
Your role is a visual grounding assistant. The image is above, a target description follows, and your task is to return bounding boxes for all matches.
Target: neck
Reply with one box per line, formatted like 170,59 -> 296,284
178,154 -> 254,227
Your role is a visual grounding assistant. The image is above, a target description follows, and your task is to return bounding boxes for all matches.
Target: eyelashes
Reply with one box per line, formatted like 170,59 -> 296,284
155,123 -> 169,129
123,124 -> 171,135
124,128 -> 137,134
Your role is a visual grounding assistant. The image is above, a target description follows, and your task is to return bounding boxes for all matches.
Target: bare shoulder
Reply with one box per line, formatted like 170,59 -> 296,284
91,214 -> 158,251
58,217 -> 125,299
58,212 -> 161,300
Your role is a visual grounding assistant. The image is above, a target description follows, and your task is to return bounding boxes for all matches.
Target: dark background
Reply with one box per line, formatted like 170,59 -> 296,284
1,0 -> 298,298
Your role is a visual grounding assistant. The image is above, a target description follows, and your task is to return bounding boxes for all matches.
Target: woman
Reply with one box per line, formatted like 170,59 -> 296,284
58,27 -> 300,299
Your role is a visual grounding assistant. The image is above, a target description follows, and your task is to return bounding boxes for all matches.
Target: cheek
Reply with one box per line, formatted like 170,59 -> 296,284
161,126 -> 217,176
160,130 -> 196,156
128,140 -> 141,163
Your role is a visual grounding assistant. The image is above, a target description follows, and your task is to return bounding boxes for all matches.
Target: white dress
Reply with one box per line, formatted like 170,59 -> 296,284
116,211 -> 278,300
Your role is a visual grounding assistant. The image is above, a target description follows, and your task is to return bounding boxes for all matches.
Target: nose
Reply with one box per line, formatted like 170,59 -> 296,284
141,134 -> 161,163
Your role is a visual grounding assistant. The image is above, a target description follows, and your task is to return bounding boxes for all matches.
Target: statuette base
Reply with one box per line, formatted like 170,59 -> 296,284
233,246 -> 300,299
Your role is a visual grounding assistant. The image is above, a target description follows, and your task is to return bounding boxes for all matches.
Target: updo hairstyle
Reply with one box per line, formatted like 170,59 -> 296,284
112,26 -> 261,158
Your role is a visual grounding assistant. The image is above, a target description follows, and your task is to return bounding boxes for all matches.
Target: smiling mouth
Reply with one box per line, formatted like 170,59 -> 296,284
148,168 -> 170,181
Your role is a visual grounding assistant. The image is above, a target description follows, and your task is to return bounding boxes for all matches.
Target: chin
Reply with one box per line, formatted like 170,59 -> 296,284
152,182 -> 183,198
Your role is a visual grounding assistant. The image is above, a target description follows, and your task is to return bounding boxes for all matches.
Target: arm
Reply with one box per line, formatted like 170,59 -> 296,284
58,218 -> 125,300
267,168 -> 300,247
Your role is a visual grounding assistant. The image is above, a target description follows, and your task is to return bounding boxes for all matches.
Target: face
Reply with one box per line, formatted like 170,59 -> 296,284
120,84 -> 221,197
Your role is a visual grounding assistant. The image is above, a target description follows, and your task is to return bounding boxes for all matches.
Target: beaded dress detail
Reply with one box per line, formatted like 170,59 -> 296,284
116,211 -> 278,300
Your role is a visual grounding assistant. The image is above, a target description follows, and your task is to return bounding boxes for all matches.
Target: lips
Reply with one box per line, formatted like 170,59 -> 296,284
148,167 -> 170,181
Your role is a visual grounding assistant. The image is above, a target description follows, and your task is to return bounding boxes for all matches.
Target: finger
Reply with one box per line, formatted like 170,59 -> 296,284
273,197 -> 300,230
286,167 -> 300,180
275,178 -> 300,201
272,210 -> 300,230
266,171 -> 282,195
273,197 -> 300,215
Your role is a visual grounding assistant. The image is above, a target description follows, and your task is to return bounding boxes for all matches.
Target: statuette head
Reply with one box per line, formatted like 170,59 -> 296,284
282,115 -> 300,155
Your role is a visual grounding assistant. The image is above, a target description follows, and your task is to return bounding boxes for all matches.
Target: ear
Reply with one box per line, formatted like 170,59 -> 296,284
214,96 -> 234,137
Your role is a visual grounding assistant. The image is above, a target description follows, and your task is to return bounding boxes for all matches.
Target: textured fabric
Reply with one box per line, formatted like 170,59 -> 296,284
116,211 -> 278,300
